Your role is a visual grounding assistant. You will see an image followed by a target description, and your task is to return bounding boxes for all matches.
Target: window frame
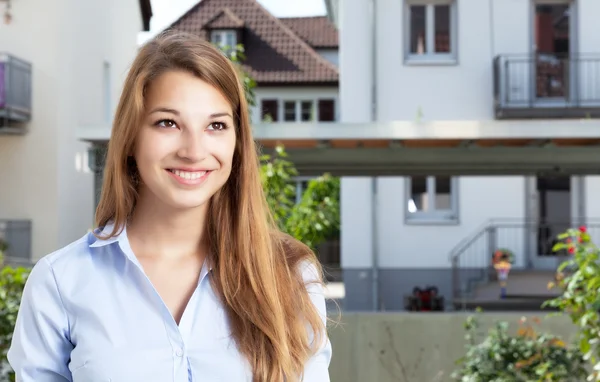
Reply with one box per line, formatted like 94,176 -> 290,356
405,176 -> 459,224
259,98 -> 337,122
404,0 -> 458,65
210,30 -> 238,54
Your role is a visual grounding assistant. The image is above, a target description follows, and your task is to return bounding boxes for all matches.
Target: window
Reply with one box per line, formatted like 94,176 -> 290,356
406,176 -> 458,223
261,99 -> 278,121
318,99 -> 335,121
284,101 -> 297,121
211,30 -> 237,54
260,99 -> 336,122
405,0 -> 456,63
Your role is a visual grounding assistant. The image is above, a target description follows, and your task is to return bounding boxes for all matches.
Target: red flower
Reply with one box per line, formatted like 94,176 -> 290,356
566,238 -> 572,243
568,247 -> 576,254
578,237 -> 583,243
580,226 -> 587,233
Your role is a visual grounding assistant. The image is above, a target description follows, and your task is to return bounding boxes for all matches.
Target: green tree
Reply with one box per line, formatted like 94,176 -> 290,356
259,145 -> 340,250
222,43 -> 256,109
544,226 -> 600,381
222,42 -> 341,249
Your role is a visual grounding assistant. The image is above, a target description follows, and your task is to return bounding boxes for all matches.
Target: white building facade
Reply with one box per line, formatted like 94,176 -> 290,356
0,0 -> 151,261
327,0 -> 600,310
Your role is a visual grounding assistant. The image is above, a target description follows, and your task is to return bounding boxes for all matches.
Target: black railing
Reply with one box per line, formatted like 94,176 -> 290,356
493,54 -> 600,118
0,53 -> 32,127
0,219 -> 33,267
450,219 -> 600,303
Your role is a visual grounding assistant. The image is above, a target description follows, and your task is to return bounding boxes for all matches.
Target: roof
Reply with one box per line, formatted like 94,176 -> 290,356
280,16 -> 338,48
204,8 -> 245,29
168,0 -> 338,85
138,0 -> 153,31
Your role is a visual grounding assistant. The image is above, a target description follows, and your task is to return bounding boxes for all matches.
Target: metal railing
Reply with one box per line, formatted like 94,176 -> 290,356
0,219 -> 34,267
450,218 -> 600,302
493,53 -> 600,114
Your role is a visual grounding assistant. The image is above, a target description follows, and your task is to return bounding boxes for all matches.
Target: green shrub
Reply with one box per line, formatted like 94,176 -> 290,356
0,260 -> 29,381
452,312 -> 586,382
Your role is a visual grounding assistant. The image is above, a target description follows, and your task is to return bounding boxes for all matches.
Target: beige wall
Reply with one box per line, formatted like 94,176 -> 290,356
328,312 -> 578,382
0,0 -> 142,258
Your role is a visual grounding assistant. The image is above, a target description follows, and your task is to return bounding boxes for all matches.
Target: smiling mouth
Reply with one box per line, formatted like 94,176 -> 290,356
167,169 -> 210,181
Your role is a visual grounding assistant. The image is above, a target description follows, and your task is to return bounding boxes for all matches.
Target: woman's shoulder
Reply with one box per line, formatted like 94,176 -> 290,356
25,231 -> 99,286
39,231 -> 96,267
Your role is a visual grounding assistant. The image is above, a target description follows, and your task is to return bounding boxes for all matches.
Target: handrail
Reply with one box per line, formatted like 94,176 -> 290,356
448,219 -> 492,262
449,217 -> 600,304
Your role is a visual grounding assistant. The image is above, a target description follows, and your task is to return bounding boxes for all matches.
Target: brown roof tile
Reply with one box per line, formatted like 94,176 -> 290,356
204,8 -> 245,29
280,16 -> 338,49
168,0 -> 338,85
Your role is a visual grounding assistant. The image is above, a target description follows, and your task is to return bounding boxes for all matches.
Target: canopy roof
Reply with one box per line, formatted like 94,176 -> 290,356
79,119 -> 600,176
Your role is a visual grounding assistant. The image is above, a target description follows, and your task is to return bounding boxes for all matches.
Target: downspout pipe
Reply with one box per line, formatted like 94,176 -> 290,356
370,0 -> 379,312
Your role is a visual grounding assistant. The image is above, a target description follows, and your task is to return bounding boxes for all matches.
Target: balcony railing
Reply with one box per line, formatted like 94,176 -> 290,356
0,53 -> 32,132
493,53 -> 600,119
0,219 -> 33,267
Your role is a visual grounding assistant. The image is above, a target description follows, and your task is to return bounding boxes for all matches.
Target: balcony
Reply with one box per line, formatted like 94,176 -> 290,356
0,219 -> 33,267
494,54 -> 600,119
0,53 -> 32,134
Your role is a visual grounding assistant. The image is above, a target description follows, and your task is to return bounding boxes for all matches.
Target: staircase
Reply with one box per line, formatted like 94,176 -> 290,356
450,219 -> 600,312
454,270 -> 560,311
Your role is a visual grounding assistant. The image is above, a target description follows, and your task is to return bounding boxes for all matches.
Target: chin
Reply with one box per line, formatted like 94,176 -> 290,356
167,193 -> 213,210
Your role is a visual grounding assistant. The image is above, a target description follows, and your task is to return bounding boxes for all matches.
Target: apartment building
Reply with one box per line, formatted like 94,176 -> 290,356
0,0 -> 152,261
252,0 -> 600,310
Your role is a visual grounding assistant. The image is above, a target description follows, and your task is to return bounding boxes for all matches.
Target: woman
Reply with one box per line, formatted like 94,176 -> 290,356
8,31 -> 332,381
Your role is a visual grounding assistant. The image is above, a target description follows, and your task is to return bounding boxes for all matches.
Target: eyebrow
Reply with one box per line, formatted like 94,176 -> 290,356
148,108 -> 233,119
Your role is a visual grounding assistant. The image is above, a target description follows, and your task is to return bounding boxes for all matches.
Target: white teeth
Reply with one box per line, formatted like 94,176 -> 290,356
172,170 -> 207,180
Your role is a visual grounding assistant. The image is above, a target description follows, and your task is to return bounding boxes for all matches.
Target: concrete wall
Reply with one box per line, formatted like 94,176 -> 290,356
328,312 -> 579,382
0,0 -> 142,259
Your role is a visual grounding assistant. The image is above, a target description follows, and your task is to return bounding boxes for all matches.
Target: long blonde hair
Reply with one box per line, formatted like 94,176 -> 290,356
95,31 -> 327,381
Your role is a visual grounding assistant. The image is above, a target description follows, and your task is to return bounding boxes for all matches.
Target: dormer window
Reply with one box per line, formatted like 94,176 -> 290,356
211,30 -> 237,50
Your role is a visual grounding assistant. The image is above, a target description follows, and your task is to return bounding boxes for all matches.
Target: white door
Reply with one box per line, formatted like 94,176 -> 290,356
527,175 -> 579,270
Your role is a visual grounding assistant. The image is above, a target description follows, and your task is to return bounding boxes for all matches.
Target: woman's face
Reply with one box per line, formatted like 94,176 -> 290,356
134,69 -> 237,210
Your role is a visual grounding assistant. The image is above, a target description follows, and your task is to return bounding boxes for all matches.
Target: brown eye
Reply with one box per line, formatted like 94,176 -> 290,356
155,119 -> 177,129
208,122 -> 227,131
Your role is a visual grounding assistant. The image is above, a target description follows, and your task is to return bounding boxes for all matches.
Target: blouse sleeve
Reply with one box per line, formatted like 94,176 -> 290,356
7,258 -> 74,381
301,262 -> 333,382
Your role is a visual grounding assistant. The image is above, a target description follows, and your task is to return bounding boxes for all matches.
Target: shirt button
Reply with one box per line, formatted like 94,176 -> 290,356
175,348 -> 184,357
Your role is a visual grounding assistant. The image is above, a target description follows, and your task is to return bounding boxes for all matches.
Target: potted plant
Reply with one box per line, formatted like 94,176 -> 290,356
491,248 -> 514,298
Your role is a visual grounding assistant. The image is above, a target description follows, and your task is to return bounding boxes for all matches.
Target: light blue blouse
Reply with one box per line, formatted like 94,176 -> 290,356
7,224 -> 332,381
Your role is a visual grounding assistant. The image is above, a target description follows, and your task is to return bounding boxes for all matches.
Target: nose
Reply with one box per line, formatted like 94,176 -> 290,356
176,129 -> 207,162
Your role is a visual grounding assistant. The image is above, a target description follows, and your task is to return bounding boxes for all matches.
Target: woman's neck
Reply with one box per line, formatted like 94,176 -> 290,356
127,191 -> 209,261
